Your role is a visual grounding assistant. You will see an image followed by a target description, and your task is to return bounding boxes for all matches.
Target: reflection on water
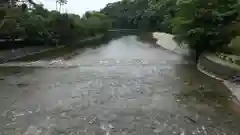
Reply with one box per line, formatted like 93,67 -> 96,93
0,35 -> 240,135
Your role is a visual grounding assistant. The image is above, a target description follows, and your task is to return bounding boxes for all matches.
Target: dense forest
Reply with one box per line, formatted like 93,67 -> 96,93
0,0 -> 111,46
101,0 -> 240,58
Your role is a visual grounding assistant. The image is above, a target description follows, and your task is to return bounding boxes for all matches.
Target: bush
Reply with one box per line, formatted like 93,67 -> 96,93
229,36 -> 240,55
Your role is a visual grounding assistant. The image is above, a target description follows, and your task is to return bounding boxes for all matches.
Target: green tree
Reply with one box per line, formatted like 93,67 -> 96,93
0,19 -> 24,40
101,0 -> 177,31
0,1 -> 111,48
22,15 -> 49,41
172,0 -> 240,60
57,0 -> 67,12
0,7 -> 25,40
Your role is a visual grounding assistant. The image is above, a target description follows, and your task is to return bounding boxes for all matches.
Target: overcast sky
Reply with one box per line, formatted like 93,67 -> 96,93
37,0 -> 119,15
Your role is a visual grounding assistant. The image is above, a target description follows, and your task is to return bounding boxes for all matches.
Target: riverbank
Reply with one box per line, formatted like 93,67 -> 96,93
0,35 -> 104,63
198,54 -> 240,100
152,32 -> 190,56
152,32 -> 240,101
0,46 -> 64,63
198,53 -> 240,80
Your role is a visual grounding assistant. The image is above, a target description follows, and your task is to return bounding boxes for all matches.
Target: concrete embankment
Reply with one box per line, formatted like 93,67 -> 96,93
198,53 -> 240,81
198,53 -> 240,100
152,32 -> 190,56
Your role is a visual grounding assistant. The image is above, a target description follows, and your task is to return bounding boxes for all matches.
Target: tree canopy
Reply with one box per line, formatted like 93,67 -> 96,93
0,3 -> 111,46
172,0 -> 240,58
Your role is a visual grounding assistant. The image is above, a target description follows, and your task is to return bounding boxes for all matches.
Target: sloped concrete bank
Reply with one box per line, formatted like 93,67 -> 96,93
198,54 -> 240,81
198,54 -> 240,100
152,32 -> 191,56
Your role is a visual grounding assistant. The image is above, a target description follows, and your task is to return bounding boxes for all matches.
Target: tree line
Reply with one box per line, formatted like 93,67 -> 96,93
0,0 -> 111,47
101,0 -> 240,59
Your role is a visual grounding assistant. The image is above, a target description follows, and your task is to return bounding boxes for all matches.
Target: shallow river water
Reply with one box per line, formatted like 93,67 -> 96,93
0,36 -> 240,135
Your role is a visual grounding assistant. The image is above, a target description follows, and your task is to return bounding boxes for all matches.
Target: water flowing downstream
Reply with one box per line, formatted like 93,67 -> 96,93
0,36 -> 240,135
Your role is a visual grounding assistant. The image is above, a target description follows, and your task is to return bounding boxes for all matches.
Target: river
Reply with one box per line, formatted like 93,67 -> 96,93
0,35 -> 240,135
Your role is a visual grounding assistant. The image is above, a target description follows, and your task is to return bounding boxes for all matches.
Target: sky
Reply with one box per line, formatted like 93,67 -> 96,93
37,0 -> 119,16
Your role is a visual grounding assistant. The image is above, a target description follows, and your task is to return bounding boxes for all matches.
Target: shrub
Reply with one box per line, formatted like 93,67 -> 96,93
229,36 -> 240,55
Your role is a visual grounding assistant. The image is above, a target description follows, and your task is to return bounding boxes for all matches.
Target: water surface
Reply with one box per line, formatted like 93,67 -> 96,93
0,36 -> 240,135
